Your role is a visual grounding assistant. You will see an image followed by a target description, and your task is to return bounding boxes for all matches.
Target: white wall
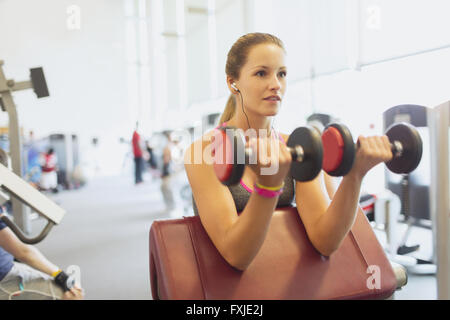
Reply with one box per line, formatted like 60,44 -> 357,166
0,0 -> 132,175
359,0 -> 450,65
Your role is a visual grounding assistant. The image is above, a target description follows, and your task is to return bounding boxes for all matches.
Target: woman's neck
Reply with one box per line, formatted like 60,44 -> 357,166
226,114 -> 273,138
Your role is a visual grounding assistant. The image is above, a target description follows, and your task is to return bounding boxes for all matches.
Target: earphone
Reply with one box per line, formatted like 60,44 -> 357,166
231,81 -> 253,131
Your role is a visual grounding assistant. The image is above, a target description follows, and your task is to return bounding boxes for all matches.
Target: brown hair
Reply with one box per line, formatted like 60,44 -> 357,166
219,33 -> 285,125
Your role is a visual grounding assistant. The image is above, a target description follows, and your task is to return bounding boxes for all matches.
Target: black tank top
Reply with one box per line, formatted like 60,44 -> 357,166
192,173 -> 295,215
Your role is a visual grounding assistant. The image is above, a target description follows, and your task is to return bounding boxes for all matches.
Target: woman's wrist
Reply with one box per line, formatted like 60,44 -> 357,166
342,169 -> 364,189
253,182 -> 284,198
256,178 -> 285,189
345,159 -> 367,181
51,268 -> 62,278
255,181 -> 285,191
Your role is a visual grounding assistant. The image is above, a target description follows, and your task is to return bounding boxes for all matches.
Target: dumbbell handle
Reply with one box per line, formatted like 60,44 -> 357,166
357,140 -> 403,159
391,140 -> 403,158
244,145 -> 305,163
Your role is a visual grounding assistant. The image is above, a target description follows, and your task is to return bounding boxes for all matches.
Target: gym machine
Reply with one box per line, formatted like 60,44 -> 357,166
306,113 -> 339,134
0,157 -> 66,244
0,147 -> 72,289
383,105 -> 436,274
0,60 -> 50,234
429,100 -> 450,299
48,133 -> 80,190
0,60 -> 65,244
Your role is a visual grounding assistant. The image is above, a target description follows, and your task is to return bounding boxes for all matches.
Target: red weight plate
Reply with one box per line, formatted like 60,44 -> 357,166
322,127 -> 345,172
212,129 -> 234,183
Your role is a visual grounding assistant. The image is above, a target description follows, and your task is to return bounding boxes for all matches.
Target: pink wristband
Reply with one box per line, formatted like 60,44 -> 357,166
253,184 -> 284,198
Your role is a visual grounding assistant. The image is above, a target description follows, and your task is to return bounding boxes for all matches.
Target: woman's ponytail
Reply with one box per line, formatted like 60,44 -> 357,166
218,95 -> 236,125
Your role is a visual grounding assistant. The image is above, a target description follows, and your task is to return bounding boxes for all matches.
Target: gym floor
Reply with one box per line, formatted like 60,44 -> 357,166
32,172 -> 436,300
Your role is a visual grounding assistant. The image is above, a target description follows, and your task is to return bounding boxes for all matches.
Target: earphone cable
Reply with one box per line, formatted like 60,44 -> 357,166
238,91 -> 252,131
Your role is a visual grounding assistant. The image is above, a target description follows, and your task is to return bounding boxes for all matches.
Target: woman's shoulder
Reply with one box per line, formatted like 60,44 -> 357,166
188,129 -> 216,150
184,130 -> 216,166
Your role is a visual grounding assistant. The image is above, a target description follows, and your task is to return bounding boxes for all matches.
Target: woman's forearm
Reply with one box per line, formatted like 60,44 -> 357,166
221,192 -> 278,270
17,245 -> 60,276
313,171 -> 363,256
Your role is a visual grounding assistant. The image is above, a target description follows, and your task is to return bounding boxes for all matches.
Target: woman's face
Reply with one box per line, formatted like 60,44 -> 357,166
233,43 -> 287,118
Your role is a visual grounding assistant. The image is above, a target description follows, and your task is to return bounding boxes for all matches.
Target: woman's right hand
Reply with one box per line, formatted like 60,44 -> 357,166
349,135 -> 393,180
246,136 -> 292,188
62,285 -> 84,300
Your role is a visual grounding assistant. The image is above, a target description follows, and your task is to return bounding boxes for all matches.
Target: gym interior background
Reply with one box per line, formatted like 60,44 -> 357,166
0,0 -> 449,299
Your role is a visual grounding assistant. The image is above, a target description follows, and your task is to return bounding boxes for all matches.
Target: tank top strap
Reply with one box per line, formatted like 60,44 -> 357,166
273,129 -> 286,145
215,122 -> 228,129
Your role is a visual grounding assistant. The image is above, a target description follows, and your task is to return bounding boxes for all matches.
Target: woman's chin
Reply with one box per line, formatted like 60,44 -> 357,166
264,105 -> 279,116
251,104 -> 280,117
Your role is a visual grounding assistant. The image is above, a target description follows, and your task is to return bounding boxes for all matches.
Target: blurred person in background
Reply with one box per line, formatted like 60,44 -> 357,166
160,132 -> 177,212
145,139 -> 159,180
39,148 -> 58,193
24,131 -> 42,188
132,122 -> 144,185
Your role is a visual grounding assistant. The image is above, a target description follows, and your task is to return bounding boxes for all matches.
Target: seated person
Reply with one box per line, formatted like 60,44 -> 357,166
0,216 -> 83,299
184,33 -> 393,270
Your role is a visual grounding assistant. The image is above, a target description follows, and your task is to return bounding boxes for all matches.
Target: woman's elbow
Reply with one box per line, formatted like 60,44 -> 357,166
15,244 -> 32,262
315,245 -> 337,258
222,250 -> 252,271
227,258 -> 251,271
311,238 -> 340,258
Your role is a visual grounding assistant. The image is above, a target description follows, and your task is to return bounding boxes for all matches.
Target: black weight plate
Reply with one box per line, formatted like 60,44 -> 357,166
385,123 -> 422,174
323,123 -> 356,177
287,126 -> 323,182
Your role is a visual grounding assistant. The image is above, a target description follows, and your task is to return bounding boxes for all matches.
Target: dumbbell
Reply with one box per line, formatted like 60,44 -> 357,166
321,122 -> 422,176
54,270 -> 76,292
212,126 -> 323,186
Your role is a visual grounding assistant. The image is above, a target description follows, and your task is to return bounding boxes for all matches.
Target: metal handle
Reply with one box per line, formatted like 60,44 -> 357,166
288,146 -> 304,163
391,141 -> 403,158
357,140 -> 403,159
0,214 -> 55,244
244,146 -> 304,163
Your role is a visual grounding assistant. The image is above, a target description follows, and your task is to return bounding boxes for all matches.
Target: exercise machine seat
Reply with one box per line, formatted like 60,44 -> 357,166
149,206 -> 397,300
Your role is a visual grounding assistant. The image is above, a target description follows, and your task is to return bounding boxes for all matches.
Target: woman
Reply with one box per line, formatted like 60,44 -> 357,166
184,33 -> 392,271
0,218 -> 84,300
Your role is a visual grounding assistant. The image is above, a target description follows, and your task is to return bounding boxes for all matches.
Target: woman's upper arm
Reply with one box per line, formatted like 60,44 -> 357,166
279,133 -> 330,235
184,138 -> 239,253
295,174 -> 330,229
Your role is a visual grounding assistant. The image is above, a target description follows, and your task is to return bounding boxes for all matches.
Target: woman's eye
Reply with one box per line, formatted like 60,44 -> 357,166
279,71 -> 287,78
256,71 -> 266,77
